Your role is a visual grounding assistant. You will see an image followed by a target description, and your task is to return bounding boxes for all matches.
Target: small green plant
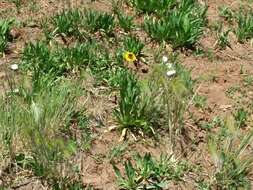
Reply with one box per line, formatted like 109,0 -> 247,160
116,12 -> 134,32
193,94 -> 207,109
123,35 -> 144,56
218,6 -> 234,22
208,116 -> 253,189
84,10 -> 115,34
85,45 -> 117,84
55,42 -> 97,70
114,70 -> 157,135
41,18 -> 54,42
200,116 -> 223,130
108,143 -> 128,162
0,19 -> 13,54
173,61 -> 194,92
243,75 -> 253,86
233,108 -> 248,128
66,110 -> 91,150
144,1 -> 207,48
107,67 -> 126,88
216,29 -> 231,49
113,153 -> 190,189
22,40 -> 113,85
235,9 -> 253,42
21,41 -> 98,78
28,0 -> 39,13
214,22 -> 231,49
130,0 -> 176,15
196,181 -> 211,190
21,41 -> 55,74
52,9 -> 83,37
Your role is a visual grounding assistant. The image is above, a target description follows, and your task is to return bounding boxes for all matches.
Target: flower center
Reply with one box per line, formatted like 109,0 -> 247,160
128,54 -> 134,59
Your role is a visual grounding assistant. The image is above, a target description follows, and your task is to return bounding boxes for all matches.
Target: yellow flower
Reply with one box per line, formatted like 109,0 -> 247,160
123,51 -> 137,62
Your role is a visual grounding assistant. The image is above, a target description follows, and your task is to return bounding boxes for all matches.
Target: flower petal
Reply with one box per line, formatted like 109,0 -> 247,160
10,64 -> 18,71
166,70 -> 176,77
162,56 -> 168,63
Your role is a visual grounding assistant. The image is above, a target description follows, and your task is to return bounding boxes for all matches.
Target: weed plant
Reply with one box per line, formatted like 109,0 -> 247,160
147,62 -> 193,150
214,23 -> 231,49
123,35 -> 144,56
0,19 -> 13,54
0,76 -> 83,185
114,70 -> 155,134
233,108 -> 248,128
208,116 -> 253,189
144,0 -> 207,49
130,0 -> 176,15
84,10 -> 115,34
52,9 -> 83,37
21,40 -> 121,87
218,6 -> 234,23
114,59 -> 193,141
113,153 -> 190,189
116,12 -> 134,32
193,95 -> 207,109
52,9 -> 115,37
235,9 -> 253,42
21,41 -> 98,77
216,29 -> 231,50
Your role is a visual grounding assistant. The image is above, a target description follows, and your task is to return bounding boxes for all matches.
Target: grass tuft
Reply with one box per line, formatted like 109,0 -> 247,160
144,0 -> 207,49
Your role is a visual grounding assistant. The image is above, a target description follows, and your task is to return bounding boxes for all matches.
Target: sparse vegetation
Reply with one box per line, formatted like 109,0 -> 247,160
130,0 -> 176,14
0,19 -> 13,55
52,9 -> 83,37
123,35 -> 144,57
193,94 -> 207,109
10,0 -> 22,13
235,8 -> 253,42
84,10 -> 115,34
214,23 -> 231,49
114,70 -> 159,135
218,6 -> 234,22
116,11 -> 134,32
144,0 -> 207,48
113,153 -> 190,189
234,108 -> 248,128
0,76 -> 83,187
21,41 -> 93,77
208,116 -> 253,189
1,1 -> 253,189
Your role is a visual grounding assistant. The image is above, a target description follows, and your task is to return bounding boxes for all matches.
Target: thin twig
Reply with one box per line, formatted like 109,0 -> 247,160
11,178 -> 38,189
186,83 -> 203,110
